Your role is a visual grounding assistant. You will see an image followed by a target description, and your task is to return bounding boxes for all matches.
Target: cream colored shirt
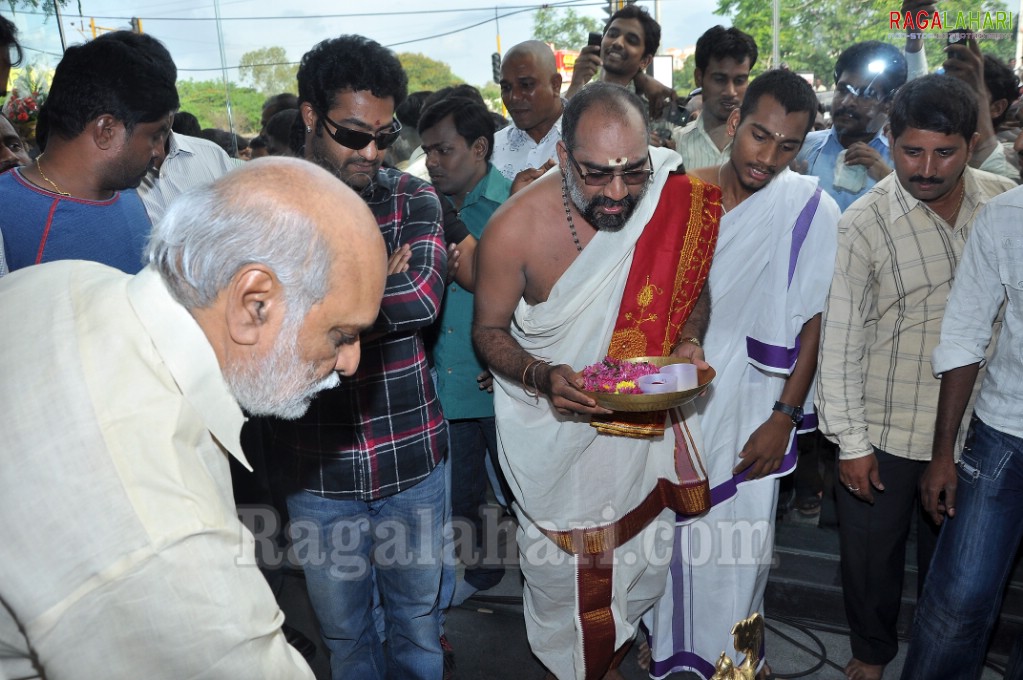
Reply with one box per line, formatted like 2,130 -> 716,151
816,167 -> 1015,461
0,262 -> 313,679
670,116 -> 731,171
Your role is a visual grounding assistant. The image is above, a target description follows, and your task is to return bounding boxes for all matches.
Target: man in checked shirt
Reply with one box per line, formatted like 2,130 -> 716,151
815,74 -> 1014,680
265,35 -> 448,680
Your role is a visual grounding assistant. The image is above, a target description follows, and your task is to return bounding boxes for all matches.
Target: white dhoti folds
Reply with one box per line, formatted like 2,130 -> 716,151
493,147 -> 714,680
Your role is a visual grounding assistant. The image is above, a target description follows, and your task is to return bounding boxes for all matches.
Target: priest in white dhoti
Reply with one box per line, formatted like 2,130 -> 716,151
473,83 -> 722,680
643,71 -> 839,679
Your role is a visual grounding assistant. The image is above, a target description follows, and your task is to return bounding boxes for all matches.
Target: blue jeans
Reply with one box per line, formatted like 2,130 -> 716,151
448,418 -> 505,591
287,461 -> 446,680
902,416 -> 1023,680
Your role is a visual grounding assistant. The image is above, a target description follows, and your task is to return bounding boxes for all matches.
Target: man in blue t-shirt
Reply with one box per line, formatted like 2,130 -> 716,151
0,30 -> 178,274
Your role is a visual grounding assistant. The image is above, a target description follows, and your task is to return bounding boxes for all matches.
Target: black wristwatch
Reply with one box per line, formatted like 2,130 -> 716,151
773,401 -> 804,427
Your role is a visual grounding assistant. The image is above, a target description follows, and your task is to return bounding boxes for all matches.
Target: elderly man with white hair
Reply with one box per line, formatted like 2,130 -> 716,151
0,158 -> 387,680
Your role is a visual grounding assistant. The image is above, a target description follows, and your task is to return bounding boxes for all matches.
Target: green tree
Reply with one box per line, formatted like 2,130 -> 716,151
532,7 -> 602,50
673,55 -> 697,94
176,79 -> 265,136
398,52 -> 463,93
478,81 -> 503,112
238,46 -> 297,97
6,0 -> 73,15
716,0 -> 1013,87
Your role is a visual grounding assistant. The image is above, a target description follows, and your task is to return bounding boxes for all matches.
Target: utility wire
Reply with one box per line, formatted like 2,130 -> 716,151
169,1 -> 602,72
184,3 -> 537,70
13,0 -> 616,75
15,0 -> 603,22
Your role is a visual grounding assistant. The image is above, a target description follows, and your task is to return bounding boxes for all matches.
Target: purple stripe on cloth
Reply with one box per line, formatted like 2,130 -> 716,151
670,522 -> 689,661
787,187 -> 822,288
800,412 -> 819,432
746,336 -> 798,372
649,650 -> 716,679
677,436 -> 798,520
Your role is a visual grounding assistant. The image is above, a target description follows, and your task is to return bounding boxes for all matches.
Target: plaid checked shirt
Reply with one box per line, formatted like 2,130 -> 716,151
272,167 -> 448,500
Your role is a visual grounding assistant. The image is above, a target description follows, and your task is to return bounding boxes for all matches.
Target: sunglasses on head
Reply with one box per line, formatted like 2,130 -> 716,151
319,112 -> 402,151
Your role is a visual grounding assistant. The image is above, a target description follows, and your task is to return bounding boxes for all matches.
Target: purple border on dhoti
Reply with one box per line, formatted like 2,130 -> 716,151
667,520 -> 690,667
787,187 -> 822,287
649,650 -> 716,679
677,436 -> 798,519
746,336 -> 799,372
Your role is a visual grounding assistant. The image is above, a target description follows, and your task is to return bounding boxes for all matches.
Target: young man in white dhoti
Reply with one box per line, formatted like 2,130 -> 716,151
473,82 -> 722,680
643,70 -> 840,679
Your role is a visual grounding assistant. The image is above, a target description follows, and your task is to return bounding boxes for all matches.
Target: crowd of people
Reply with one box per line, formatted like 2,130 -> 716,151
2,2 -> 1023,680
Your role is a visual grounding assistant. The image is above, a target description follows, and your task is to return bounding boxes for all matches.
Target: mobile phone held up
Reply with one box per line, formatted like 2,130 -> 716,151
947,31 -> 968,45
588,31 -> 603,47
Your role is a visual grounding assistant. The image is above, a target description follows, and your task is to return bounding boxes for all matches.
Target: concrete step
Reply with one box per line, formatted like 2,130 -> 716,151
766,518 -> 1023,667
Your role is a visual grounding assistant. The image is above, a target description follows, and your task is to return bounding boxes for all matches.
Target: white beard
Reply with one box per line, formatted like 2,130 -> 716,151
225,324 -> 339,420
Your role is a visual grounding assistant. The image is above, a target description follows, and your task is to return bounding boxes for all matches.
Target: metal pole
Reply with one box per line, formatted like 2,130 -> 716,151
654,0 -> 661,29
53,0 -> 67,51
212,0 -> 238,157
495,9 -> 506,114
772,0 -> 780,69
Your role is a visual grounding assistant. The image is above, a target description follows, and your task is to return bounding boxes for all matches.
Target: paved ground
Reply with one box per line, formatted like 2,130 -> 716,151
275,508 -> 1008,679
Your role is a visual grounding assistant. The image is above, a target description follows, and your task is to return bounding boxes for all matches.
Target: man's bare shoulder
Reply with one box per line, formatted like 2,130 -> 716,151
484,172 -> 561,242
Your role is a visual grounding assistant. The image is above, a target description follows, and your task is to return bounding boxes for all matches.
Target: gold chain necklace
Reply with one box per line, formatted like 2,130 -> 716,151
946,176 -> 966,225
36,155 -> 71,197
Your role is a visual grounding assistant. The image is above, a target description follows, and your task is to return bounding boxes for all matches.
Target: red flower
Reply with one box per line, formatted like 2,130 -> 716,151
16,111 -> 28,122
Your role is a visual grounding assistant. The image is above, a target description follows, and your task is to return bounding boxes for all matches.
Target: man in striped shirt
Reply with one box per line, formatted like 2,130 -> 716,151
816,74 -> 1015,680
671,25 -> 758,171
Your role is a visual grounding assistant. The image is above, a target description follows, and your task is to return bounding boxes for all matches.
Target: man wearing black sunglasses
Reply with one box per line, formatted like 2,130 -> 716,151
267,34 -> 449,680
300,67 -> 403,192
